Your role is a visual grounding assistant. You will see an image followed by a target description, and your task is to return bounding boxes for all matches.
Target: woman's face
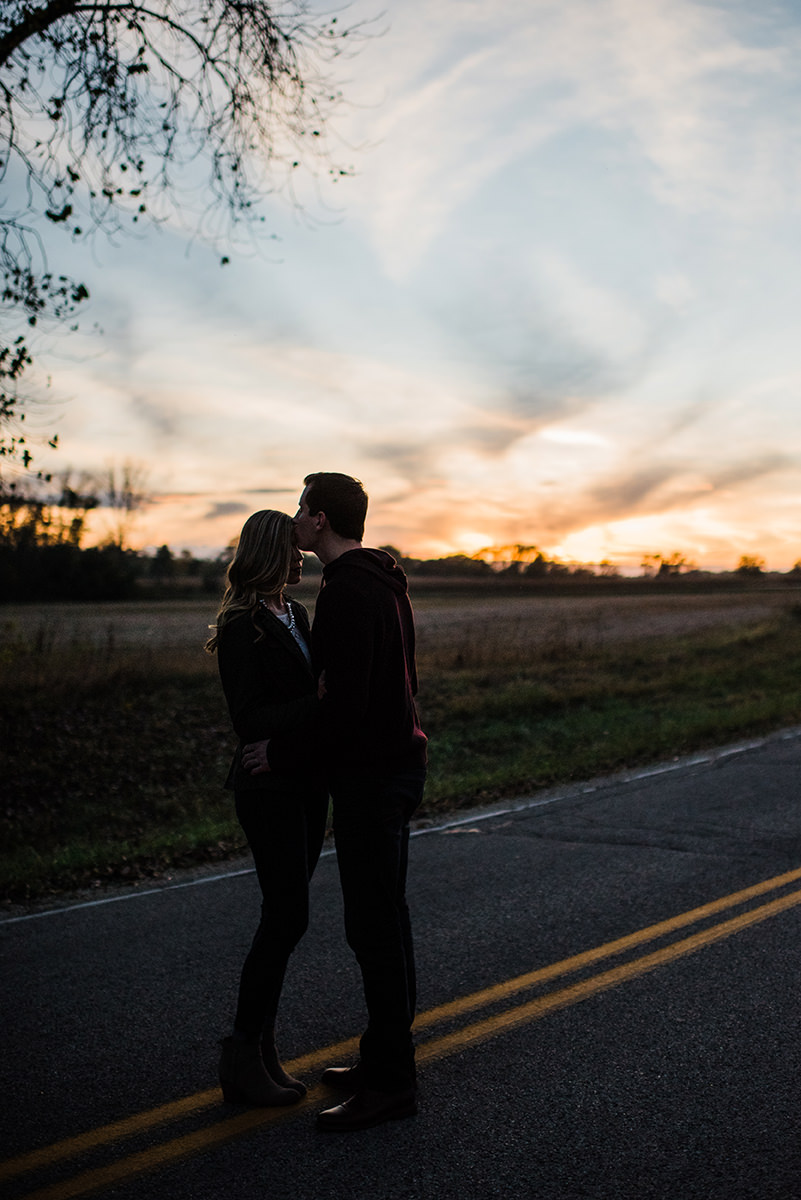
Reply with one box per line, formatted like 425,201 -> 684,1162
287,540 -> 303,587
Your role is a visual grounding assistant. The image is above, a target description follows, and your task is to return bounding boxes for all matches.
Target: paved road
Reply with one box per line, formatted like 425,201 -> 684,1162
2,730 -> 801,1200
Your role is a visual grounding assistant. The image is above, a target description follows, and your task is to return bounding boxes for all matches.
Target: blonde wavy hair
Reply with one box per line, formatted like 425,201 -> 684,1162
205,509 -> 294,653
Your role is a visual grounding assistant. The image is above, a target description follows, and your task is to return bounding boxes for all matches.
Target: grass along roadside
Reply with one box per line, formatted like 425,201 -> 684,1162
420,608 -> 801,807
2,602 -> 801,901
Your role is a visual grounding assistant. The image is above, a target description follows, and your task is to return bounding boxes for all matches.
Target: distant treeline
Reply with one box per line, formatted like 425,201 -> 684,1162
2,483 -> 800,602
0,481 -> 224,601
0,539 -> 229,602
386,547 -> 801,586
3,540 -> 801,603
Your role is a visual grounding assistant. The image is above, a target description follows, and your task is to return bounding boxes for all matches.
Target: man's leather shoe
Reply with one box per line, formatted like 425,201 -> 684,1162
316,1088 -> 417,1132
321,1063 -> 364,1090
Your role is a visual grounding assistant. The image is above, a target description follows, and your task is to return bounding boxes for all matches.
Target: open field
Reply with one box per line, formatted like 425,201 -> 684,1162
2,585 -> 796,652
413,589 -> 797,664
2,584 -> 801,902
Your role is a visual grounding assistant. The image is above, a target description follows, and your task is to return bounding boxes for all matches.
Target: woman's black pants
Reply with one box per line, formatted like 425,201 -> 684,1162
233,781 -> 329,1038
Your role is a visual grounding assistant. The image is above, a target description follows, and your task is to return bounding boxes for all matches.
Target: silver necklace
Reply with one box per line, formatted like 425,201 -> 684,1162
259,596 -> 296,636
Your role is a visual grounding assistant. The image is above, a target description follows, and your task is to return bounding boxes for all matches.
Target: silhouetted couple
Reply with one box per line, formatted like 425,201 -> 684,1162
206,472 -> 427,1131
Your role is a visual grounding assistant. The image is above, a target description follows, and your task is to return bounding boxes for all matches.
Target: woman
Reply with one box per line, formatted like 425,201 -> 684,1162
206,509 -> 327,1106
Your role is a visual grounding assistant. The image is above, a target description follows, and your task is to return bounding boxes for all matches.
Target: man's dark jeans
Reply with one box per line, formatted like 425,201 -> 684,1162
330,768 -> 426,1094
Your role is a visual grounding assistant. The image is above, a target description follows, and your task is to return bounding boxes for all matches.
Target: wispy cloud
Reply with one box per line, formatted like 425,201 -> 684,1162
203,500 -> 250,520
344,0 -> 801,284
577,451 -> 796,529
29,0 -> 801,568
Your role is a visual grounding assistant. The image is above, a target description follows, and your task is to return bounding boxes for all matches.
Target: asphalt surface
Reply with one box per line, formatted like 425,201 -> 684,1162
2,729 -> 801,1200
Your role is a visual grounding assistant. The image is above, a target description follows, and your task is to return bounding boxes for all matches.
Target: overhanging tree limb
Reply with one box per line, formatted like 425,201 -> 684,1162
0,0 -> 362,468
0,0 -> 80,68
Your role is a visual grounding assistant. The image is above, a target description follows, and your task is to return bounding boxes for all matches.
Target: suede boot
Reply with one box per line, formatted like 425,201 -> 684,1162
261,1030 -> 306,1096
218,1037 -> 300,1107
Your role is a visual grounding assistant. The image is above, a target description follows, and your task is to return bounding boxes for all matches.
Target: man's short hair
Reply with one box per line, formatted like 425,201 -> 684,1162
304,472 -> 368,540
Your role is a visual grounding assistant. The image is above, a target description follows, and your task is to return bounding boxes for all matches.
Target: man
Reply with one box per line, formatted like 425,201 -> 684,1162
295,471 -> 427,1131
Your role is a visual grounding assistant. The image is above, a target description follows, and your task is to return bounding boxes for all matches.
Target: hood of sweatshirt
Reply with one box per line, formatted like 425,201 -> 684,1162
322,547 -> 409,595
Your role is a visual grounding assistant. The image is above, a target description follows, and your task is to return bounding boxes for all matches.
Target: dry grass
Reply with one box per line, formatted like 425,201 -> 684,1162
2,585 -> 801,900
2,586 -> 792,661
414,590 -> 795,668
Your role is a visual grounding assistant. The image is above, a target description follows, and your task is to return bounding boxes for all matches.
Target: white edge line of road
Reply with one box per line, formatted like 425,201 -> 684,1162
4,727 -> 800,928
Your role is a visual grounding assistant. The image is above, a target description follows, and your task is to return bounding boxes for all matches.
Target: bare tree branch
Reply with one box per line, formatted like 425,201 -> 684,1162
0,0 -> 364,468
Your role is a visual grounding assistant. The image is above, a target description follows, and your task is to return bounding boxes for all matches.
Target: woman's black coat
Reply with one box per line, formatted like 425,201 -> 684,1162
216,602 -> 319,793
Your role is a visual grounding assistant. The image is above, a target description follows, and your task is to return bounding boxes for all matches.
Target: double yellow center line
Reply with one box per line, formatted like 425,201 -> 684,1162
6,863 -> 801,1200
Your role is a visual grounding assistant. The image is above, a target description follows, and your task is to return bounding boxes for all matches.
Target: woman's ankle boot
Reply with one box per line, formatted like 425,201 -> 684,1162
261,1030 -> 306,1096
218,1037 -> 300,1106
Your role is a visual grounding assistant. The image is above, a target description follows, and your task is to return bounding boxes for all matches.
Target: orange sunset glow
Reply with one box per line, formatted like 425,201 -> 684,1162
12,0 -> 801,572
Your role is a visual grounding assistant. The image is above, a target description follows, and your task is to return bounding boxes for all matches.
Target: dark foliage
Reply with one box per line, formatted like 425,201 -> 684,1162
0,540 -> 139,600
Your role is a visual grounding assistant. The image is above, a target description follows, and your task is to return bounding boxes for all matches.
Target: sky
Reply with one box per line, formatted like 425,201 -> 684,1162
14,0 -> 801,569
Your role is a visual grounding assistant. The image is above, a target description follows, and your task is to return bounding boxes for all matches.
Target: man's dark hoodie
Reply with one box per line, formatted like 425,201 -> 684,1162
312,548 -> 427,776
